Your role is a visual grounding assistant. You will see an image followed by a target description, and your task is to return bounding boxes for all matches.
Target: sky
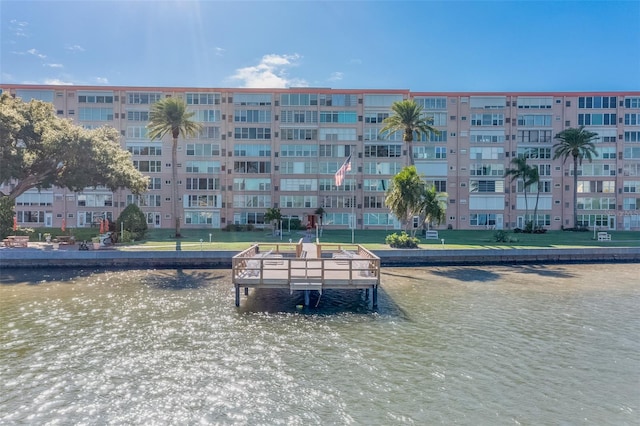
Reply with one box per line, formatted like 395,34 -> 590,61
1,0 -> 639,92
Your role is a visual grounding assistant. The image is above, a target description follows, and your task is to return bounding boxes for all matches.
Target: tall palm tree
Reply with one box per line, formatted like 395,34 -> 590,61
148,97 -> 201,238
379,100 -> 439,166
504,156 -> 538,229
553,126 -> 599,228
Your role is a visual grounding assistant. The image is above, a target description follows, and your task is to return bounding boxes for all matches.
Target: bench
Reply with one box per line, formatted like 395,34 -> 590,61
3,236 -> 29,247
597,232 -> 612,241
425,230 -> 439,240
56,236 -> 76,245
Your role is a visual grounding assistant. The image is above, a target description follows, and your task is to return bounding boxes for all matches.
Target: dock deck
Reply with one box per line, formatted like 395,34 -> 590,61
232,239 -> 381,307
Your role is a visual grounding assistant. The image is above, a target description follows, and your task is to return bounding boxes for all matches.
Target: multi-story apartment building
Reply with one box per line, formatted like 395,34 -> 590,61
2,85 -> 639,232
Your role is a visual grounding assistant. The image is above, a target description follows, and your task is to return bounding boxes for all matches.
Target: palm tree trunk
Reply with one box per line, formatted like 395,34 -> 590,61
524,187 -> 529,228
172,137 -> 181,238
573,155 -> 579,228
533,187 -> 541,229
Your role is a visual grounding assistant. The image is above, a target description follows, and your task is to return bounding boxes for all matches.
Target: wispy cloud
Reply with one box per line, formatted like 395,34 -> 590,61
65,44 -> 85,52
349,58 -> 362,65
230,54 -> 307,88
328,72 -> 344,82
27,48 -> 46,59
44,63 -> 63,68
95,77 -> 109,84
43,78 -> 74,85
214,47 -> 225,56
10,19 -> 28,37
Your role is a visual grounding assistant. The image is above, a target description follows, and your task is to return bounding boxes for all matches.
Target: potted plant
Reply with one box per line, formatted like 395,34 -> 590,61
43,233 -> 52,243
91,236 -> 101,250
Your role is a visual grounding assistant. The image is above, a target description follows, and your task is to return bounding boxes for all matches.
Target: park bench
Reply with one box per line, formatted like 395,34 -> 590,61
3,236 -> 29,248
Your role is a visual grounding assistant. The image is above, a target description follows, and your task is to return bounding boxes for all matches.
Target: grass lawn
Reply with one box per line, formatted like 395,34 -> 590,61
23,227 -> 640,251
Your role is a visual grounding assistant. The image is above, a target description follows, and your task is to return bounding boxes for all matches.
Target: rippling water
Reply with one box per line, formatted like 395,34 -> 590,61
1,264 -> 638,425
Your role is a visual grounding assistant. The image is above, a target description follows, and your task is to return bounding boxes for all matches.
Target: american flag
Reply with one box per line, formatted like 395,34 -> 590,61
334,154 -> 352,187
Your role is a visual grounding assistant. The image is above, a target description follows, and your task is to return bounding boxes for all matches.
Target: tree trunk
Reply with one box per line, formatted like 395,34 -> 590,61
573,155 -> 579,228
172,137 -> 181,238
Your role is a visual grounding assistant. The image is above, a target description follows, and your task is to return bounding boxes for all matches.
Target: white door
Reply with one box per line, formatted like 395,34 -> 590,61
496,214 -> 504,230
45,213 -> 53,227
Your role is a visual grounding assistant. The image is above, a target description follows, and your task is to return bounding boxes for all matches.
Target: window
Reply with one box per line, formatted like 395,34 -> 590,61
186,178 -> 219,190
235,127 -> 271,140
319,128 -> 357,141
578,96 -> 617,109
280,93 -> 318,106
185,194 -> 219,208
148,178 -> 161,190
186,93 -> 221,105
280,144 -> 319,157
194,110 -> 221,122
517,115 -> 552,127
624,97 -> 640,109
280,110 -> 318,123
470,213 -> 498,226
234,109 -> 271,123
185,211 -> 215,225
470,147 -> 504,160
414,97 -> 447,110
279,195 -> 317,209
469,180 -> 505,193
186,143 -> 221,156
578,114 -> 616,126
623,181 -> 640,193
127,144 -> 162,156
233,178 -> 271,191
233,195 -> 271,208
320,111 -> 357,123
127,92 -> 162,104
469,163 -> 504,176
471,114 -> 504,126
280,179 -> 317,191
363,94 -> 403,107
127,110 -> 150,121
79,107 -> 113,121
624,114 -> 640,126
198,126 -> 220,140
185,161 -> 221,173
364,145 -> 402,158
133,160 -> 162,172
577,180 -> 615,193
78,91 -> 114,103
470,130 -> 506,143
516,147 -> 552,159
126,126 -> 149,139
233,144 -> 271,157
233,161 -> 271,173
517,130 -> 552,143
233,93 -> 272,106
414,146 -> 446,160
625,131 -> 640,142
517,97 -> 553,109
319,93 -> 358,106
280,128 -> 314,140
15,89 -> 54,102
470,96 -> 506,109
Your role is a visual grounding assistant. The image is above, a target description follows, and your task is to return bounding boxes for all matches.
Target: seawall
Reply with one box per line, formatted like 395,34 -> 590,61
1,247 -> 639,269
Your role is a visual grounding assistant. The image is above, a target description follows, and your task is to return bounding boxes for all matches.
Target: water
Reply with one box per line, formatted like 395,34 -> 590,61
1,264 -> 638,425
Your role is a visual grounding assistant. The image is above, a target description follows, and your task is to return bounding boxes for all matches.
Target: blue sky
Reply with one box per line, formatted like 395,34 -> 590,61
2,0 -> 639,91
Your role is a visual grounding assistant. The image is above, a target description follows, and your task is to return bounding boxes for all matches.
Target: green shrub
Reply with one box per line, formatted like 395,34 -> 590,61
116,204 -> 147,241
494,230 -> 508,242
385,232 -> 420,248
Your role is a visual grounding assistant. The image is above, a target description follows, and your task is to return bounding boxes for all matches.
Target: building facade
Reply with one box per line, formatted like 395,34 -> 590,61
2,84 -> 640,232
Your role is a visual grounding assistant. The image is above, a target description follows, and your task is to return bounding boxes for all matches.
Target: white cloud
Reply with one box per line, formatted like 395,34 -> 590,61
27,48 -> 46,59
95,77 -> 109,84
44,63 -> 64,68
214,47 -> 225,56
349,58 -> 362,65
65,44 -> 85,52
10,19 -> 28,37
43,78 -> 74,85
328,72 -> 344,82
230,53 -> 307,88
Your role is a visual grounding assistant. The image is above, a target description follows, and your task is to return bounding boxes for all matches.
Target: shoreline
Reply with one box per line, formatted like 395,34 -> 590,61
1,245 -> 639,269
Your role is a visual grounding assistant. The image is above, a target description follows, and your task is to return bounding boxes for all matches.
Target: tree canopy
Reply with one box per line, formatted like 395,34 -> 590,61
385,166 -> 447,236
0,93 -> 148,200
379,100 -> 439,166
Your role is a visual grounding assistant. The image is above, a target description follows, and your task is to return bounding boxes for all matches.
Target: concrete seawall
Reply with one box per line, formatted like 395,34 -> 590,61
1,247 -> 639,269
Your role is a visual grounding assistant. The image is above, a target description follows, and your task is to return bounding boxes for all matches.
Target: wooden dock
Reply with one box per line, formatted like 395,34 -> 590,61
231,239 -> 381,308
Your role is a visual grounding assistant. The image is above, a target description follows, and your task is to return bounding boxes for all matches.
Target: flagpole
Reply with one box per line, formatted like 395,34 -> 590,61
351,147 -> 355,244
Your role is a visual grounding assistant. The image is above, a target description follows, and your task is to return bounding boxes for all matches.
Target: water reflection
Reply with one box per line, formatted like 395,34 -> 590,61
0,264 -> 638,425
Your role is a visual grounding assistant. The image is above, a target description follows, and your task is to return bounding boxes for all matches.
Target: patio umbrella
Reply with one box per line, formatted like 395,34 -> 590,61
104,218 -> 109,232
13,216 -> 18,231
99,219 -> 104,234
61,218 -> 66,232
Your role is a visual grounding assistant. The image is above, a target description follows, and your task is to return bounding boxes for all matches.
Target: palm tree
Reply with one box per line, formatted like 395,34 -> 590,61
419,185 -> 447,231
148,97 -> 201,238
385,166 -> 424,235
264,207 -> 282,236
379,100 -> 439,166
553,126 -> 599,228
504,156 -> 538,229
